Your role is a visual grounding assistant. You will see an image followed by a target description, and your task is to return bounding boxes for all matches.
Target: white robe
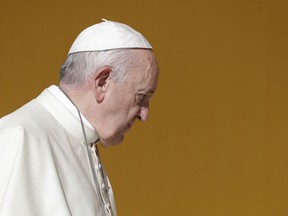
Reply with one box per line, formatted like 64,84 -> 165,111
0,86 -> 117,216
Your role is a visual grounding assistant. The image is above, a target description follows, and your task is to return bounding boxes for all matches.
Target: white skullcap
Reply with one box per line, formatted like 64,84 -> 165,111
68,19 -> 152,55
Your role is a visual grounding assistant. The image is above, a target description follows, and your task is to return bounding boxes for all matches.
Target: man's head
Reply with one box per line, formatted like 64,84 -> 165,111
59,20 -> 159,146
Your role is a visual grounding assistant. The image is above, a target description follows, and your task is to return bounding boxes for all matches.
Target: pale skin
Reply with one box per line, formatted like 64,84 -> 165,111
60,49 -> 159,147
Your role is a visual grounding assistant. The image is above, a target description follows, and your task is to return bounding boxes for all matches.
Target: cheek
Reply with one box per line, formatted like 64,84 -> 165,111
128,106 -> 141,120
108,93 -> 138,124
114,106 -> 139,126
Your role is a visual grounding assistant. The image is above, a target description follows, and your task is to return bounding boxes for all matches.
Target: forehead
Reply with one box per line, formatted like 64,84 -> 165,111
128,50 -> 159,91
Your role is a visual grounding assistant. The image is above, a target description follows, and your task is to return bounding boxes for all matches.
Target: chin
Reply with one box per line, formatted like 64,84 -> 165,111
100,135 -> 124,147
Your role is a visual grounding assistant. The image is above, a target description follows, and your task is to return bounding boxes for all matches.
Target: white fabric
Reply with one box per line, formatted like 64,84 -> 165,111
47,85 -> 94,131
0,87 -> 117,216
68,19 -> 152,55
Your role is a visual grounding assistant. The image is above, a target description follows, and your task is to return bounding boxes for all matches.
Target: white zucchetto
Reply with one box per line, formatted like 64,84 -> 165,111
68,19 -> 152,55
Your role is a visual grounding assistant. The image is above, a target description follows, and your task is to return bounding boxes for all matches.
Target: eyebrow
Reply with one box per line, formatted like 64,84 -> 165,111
137,89 -> 155,95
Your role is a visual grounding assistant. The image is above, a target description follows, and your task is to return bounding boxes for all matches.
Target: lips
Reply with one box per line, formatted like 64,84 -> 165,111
121,124 -> 131,134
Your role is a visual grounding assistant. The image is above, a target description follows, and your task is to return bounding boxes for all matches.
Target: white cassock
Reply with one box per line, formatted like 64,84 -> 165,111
0,85 -> 117,216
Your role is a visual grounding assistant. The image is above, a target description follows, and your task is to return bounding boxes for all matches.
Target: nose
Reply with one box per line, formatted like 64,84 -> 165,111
137,107 -> 149,122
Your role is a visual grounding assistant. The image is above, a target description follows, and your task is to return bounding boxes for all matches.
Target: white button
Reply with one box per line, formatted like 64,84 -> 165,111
98,163 -> 102,169
101,183 -> 105,190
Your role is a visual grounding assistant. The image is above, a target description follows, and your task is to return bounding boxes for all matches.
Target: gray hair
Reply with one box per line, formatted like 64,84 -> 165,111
59,49 -> 143,87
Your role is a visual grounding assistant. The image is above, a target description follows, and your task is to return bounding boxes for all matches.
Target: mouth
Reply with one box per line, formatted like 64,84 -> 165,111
125,122 -> 134,132
121,123 -> 132,134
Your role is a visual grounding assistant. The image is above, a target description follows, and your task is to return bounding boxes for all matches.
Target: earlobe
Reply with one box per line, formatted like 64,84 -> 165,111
94,67 -> 112,103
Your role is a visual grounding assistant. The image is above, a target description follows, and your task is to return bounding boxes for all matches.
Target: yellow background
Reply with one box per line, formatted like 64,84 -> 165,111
1,0 -> 288,215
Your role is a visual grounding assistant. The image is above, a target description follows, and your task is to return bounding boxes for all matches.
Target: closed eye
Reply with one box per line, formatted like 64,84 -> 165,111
135,94 -> 149,106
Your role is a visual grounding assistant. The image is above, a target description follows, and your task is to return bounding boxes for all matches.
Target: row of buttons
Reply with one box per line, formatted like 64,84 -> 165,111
91,143 -> 113,216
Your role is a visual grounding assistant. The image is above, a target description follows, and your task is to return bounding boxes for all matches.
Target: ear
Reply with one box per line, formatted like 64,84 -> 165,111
93,66 -> 112,103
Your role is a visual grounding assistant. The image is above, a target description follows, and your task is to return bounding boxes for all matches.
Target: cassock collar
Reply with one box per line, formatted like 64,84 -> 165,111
36,85 -> 99,144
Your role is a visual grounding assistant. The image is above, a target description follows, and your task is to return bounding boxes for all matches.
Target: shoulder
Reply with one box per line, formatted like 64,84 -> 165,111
0,99 -> 63,149
1,99 -> 55,131
0,102 -> 64,163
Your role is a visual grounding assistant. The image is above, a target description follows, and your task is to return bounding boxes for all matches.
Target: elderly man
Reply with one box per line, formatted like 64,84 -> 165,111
0,20 -> 159,216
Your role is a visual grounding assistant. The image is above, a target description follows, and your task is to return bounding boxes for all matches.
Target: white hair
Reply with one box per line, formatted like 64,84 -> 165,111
59,49 -> 148,87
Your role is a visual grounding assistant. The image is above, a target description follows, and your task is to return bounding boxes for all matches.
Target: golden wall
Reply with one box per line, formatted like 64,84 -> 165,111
1,0 -> 288,215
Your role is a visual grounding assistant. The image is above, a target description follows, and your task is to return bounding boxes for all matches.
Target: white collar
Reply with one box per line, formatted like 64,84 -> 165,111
47,85 -> 95,131
36,85 -> 98,144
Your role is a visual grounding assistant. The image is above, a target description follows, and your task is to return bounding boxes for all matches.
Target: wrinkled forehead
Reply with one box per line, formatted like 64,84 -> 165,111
137,49 -> 158,65
138,53 -> 159,91
124,50 -> 158,91
134,49 -> 159,77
